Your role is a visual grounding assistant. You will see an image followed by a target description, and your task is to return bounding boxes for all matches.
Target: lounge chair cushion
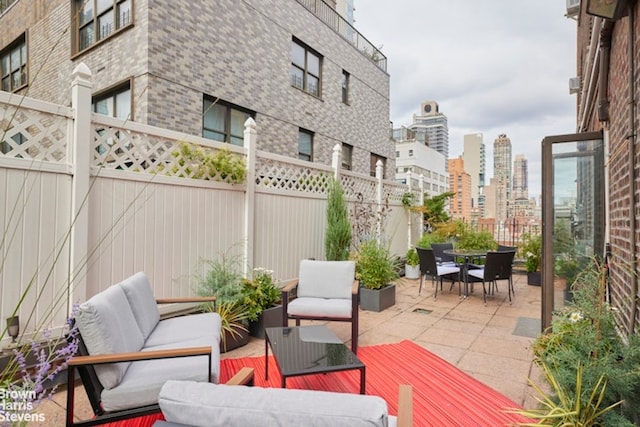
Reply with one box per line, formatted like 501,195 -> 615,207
76,285 -> 144,389
286,297 -> 352,319
119,272 -> 160,340
297,260 -> 355,300
158,380 -> 390,427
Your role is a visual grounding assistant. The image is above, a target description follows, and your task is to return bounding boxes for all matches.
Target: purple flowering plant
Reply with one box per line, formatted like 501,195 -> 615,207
1,307 -> 79,426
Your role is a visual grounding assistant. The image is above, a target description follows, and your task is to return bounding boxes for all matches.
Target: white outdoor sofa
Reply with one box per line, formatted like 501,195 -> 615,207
151,378 -> 413,427
66,272 -> 223,427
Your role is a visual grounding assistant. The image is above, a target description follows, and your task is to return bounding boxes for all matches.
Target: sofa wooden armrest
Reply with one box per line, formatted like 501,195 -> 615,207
68,346 -> 212,366
66,346 -> 214,427
224,367 -> 254,386
396,384 -> 413,427
351,279 -> 359,294
280,278 -> 299,293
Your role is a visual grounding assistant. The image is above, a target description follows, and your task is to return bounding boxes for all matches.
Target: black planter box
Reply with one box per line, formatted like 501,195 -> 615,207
220,325 -> 249,353
360,284 -> 396,312
249,304 -> 283,339
527,271 -> 541,286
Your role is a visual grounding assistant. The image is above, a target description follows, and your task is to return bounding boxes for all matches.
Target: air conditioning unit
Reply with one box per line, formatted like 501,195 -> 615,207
569,77 -> 580,94
566,0 -> 580,18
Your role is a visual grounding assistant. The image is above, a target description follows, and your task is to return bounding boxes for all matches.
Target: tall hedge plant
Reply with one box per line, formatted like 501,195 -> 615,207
325,179 -> 351,261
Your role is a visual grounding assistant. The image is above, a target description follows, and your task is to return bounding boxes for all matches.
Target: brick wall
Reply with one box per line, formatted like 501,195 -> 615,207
1,0 -> 392,177
577,6 -> 640,335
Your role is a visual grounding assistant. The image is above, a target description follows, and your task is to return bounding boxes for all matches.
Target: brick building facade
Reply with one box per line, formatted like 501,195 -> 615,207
575,3 -> 639,336
0,0 -> 393,177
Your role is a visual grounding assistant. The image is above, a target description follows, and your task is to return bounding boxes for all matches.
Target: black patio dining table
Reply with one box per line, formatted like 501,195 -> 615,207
443,249 -> 488,297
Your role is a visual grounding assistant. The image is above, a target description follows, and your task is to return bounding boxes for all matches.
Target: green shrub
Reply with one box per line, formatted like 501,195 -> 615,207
533,258 -> 640,426
325,179 -> 352,261
352,240 -> 399,290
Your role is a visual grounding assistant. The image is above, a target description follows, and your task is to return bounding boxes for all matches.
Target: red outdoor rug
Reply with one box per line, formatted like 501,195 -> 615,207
104,340 -> 532,427
220,340 -> 532,427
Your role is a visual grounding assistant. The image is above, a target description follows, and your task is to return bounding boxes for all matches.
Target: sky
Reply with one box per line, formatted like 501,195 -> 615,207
353,0 -> 578,199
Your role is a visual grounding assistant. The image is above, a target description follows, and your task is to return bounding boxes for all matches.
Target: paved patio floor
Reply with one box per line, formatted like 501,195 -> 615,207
37,272 -> 545,426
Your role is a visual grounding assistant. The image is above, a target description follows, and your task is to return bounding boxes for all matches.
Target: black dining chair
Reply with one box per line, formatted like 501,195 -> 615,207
467,251 -> 516,305
416,247 -> 461,299
430,242 -> 457,266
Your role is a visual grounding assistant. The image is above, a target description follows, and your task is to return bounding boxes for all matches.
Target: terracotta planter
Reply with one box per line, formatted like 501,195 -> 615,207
405,264 -> 420,280
527,271 -> 541,286
360,284 -> 396,312
248,304 -> 283,339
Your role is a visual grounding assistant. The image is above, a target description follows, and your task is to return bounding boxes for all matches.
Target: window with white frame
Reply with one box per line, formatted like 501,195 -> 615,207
75,0 -> 132,52
1,34 -> 27,92
291,39 -> 321,97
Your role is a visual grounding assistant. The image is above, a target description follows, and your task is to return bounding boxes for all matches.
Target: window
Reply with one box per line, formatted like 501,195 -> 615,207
92,82 -> 131,119
370,154 -> 386,178
298,129 -> 313,161
92,82 -> 131,157
341,143 -> 353,170
395,151 -> 399,158
409,149 -> 414,157
203,98 -> 254,146
341,70 -> 349,104
1,34 -> 27,92
291,39 -> 321,97
75,0 -> 132,52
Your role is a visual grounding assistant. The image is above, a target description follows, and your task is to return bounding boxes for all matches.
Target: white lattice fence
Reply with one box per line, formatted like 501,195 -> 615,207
0,93 -> 71,164
91,115 -> 246,184
255,150 -> 334,194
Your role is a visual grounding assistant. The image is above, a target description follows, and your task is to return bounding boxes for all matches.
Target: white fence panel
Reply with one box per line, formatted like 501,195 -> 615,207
0,168 -> 71,335
253,191 -> 327,281
85,175 -> 245,299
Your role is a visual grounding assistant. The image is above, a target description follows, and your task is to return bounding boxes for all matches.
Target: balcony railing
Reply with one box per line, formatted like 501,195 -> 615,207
0,0 -> 16,14
296,0 -> 387,72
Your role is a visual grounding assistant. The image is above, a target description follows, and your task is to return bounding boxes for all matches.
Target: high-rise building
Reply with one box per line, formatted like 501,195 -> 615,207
448,157 -> 472,221
393,126 -> 449,197
462,133 -> 486,216
493,134 -> 512,223
409,101 -> 449,160
512,154 -> 528,200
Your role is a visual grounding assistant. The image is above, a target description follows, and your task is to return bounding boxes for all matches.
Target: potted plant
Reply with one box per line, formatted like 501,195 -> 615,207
353,239 -> 400,312
520,232 -> 541,286
405,247 -> 420,279
243,267 -> 283,339
195,254 -> 250,352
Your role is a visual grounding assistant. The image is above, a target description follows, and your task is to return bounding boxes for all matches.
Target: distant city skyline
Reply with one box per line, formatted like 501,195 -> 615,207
355,0 -> 577,200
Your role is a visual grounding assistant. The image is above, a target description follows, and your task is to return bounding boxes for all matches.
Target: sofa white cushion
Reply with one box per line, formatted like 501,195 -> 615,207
101,342 -> 215,412
297,260 -> 355,300
118,272 -> 160,340
76,285 -> 144,390
144,312 -> 221,348
158,380 -> 390,427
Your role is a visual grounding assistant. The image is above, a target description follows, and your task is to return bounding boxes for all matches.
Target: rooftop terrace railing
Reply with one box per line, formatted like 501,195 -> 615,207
296,0 -> 387,72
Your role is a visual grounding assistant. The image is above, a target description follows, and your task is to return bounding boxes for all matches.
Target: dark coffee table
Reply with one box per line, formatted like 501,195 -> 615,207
265,325 -> 366,394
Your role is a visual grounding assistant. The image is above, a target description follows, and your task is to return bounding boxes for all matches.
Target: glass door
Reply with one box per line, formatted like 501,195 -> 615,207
541,131 -> 604,330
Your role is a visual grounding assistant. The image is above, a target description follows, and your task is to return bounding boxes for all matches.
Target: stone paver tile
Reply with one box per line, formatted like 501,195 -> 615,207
433,317 -> 485,334
416,326 -> 477,349
414,341 -> 466,366
469,335 -> 534,361
471,372 -> 532,408
457,352 -> 531,379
